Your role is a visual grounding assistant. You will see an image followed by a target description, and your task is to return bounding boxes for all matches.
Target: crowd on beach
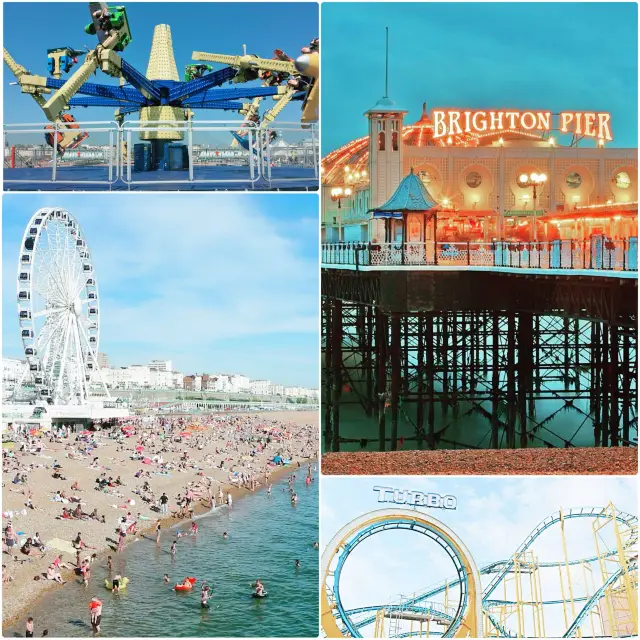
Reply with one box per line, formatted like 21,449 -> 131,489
2,412 -> 318,634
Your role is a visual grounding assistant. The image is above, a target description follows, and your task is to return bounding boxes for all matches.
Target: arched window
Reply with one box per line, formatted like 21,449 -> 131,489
378,131 -> 385,151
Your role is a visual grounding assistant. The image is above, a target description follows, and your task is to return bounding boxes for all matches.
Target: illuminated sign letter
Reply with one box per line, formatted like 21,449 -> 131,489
520,112 -> 536,130
489,111 -> 504,131
449,111 -> 463,136
597,113 -> 613,141
433,110 -> 447,138
583,112 -> 596,137
505,111 -> 520,129
560,112 -> 574,133
462,111 -> 472,133
471,111 -> 488,132
536,111 -> 552,131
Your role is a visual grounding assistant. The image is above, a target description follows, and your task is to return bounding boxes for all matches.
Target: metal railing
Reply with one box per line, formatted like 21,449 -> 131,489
121,120 -> 262,187
4,120 -> 319,189
261,121 -> 318,188
4,121 -> 119,185
321,239 -> 639,272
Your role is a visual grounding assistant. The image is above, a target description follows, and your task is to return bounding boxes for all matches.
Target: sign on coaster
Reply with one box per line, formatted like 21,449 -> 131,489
432,109 -> 613,142
373,486 -> 457,510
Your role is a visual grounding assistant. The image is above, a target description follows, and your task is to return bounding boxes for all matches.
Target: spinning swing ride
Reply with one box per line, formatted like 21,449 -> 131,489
3,3 -> 318,160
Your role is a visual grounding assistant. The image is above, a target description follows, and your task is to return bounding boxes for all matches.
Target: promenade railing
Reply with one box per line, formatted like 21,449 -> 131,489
321,239 -> 638,272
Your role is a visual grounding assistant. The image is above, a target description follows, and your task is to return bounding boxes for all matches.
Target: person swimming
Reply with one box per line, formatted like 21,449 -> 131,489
253,578 -> 265,596
222,532 -> 228,540
295,559 -> 301,569
201,584 -> 211,608
163,574 -> 170,583
170,541 -> 177,556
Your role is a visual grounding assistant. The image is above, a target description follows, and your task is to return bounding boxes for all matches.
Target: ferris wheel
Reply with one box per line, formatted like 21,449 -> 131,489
16,208 -> 110,405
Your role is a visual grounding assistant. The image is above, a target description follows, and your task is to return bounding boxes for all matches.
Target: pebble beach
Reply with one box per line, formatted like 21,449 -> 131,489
322,446 -> 638,476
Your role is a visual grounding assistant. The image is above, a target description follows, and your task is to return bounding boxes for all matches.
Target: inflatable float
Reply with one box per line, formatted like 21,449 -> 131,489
104,577 -> 129,590
174,577 -> 197,591
252,591 -> 268,598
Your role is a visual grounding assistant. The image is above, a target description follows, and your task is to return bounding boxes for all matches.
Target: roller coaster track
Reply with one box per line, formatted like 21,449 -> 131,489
331,506 -> 637,638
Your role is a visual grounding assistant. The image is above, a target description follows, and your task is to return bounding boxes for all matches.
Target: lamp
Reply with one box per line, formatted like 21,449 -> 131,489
519,172 -> 548,241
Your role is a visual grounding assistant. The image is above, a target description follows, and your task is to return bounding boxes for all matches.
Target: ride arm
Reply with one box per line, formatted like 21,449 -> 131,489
168,66 -> 236,102
192,52 -> 296,77
3,48 -> 49,110
260,86 -> 297,128
181,101 -> 245,111
184,85 -> 282,107
41,31 -> 122,121
46,78 -> 146,104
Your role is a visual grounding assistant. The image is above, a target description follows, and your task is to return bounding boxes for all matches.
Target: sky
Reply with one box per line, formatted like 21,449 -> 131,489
321,475 -> 637,637
3,2 -> 318,131
322,2 -> 638,153
2,193 -> 319,388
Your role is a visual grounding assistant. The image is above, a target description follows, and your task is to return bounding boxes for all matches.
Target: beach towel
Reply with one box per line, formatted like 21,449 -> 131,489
46,538 -> 76,556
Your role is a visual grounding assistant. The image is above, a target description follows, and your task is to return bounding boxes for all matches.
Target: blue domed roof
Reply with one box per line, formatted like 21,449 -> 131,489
372,167 -> 437,213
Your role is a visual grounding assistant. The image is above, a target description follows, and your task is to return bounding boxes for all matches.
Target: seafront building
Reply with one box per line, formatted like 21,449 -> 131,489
322,102 -> 637,244
2,355 -> 319,401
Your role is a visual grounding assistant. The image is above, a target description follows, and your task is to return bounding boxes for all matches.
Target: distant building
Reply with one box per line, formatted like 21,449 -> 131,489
2,357 -> 25,384
250,379 -> 271,395
97,353 -> 109,369
229,374 -> 250,392
149,360 -> 172,372
101,365 -> 182,390
183,375 -> 196,391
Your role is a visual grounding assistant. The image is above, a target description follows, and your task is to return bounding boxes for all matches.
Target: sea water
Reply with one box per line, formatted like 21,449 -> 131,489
4,470 -> 318,637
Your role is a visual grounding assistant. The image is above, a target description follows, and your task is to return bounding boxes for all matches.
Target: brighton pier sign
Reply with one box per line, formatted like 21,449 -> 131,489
373,486 -> 458,510
432,109 -> 613,141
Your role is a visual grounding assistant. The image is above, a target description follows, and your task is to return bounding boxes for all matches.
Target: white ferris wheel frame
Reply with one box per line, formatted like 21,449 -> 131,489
16,207 -> 111,405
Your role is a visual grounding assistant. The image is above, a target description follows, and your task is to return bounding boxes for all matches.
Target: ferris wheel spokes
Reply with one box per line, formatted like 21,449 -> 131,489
17,207 -> 108,406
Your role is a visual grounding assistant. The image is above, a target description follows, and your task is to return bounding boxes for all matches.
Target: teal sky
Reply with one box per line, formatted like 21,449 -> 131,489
322,2 -> 638,153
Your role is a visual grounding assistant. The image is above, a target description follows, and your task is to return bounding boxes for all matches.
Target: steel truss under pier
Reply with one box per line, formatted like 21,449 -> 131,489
322,270 -> 637,451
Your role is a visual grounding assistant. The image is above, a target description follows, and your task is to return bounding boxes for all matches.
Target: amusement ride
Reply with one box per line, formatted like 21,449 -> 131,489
3,2 -> 318,165
322,503 -> 638,638
14,208 -> 110,406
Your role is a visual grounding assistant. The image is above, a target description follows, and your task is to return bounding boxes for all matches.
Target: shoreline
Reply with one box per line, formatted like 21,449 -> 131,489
2,458 -> 315,629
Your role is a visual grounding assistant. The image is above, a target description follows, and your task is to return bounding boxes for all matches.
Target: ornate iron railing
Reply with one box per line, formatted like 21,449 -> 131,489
321,239 -> 638,272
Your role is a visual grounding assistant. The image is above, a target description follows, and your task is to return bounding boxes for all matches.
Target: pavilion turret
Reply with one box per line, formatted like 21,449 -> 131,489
370,168 -> 439,259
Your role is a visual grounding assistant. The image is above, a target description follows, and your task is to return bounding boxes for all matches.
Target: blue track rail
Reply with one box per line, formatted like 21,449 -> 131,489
331,518 -> 470,638
334,507 -> 637,637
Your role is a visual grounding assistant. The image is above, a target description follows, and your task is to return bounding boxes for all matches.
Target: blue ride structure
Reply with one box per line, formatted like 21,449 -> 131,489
322,504 -> 637,638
